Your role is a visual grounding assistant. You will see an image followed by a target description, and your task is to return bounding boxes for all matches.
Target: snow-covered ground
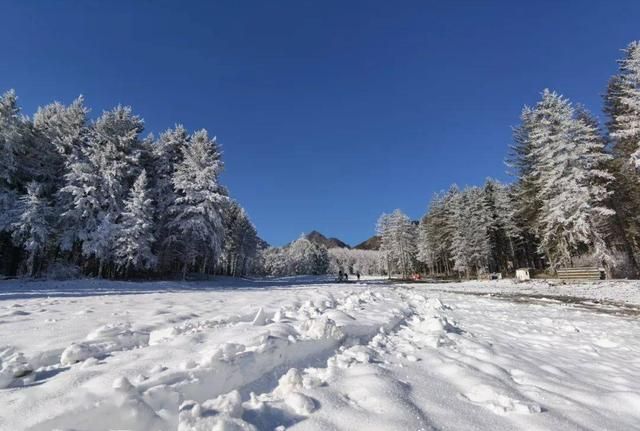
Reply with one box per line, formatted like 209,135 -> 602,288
1,277 -> 639,430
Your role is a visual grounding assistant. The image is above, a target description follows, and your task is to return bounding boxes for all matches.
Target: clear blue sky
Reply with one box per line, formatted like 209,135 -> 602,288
1,1 -> 638,246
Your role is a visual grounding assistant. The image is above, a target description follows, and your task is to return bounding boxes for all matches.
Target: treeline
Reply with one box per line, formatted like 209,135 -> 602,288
257,235 -> 386,277
0,94 -> 260,278
375,41 -> 640,279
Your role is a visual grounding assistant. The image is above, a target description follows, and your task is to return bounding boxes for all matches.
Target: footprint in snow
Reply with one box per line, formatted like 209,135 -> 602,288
0,310 -> 30,318
461,384 -> 542,415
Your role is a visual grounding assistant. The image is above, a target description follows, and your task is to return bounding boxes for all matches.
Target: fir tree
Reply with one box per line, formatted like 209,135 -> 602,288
609,42 -> 640,168
377,210 -> 417,278
32,96 -> 88,192
152,125 -> 189,267
11,182 -> 52,276
166,129 -> 227,276
88,106 -> 145,216
0,90 -> 23,190
114,170 -> 157,275
527,90 -> 614,268
221,200 -> 259,276
58,147 -> 103,253
604,42 -> 640,275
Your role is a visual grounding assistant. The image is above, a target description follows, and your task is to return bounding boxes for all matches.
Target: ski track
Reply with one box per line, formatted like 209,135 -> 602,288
0,279 -> 639,430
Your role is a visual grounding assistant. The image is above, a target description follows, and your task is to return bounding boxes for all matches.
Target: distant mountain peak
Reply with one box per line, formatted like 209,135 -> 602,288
354,235 -> 381,250
305,231 -> 350,249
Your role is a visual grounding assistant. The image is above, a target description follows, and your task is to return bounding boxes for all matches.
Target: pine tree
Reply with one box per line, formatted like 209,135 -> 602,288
58,147 -> 104,253
261,247 -> 288,276
285,236 -> 329,275
58,106 -> 145,274
32,96 -> 88,192
0,91 -> 258,280
608,42 -> 640,168
151,126 -> 189,268
467,186 -> 492,274
483,179 -> 523,272
166,129 -> 227,276
88,106 -> 145,216
114,170 -> 157,275
507,107 -> 544,269
416,213 -> 435,273
449,189 -> 471,276
0,90 -> 23,191
11,182 -> 52,276
526,90 -> 614,269
377,210 -> 417,278
417,191 -> 451,276
0,92 -> 21,233
221,200 -> 259,276
604,42 -> 640,275
1,91 -> 58,276
33,97 -> 88,159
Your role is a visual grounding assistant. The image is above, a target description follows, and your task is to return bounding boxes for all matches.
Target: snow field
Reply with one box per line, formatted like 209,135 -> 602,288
0,279 -> 639,430
0,284 -> 411,430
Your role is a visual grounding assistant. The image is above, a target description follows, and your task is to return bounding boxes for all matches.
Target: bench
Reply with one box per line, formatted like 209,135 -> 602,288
557,267 -> 604,281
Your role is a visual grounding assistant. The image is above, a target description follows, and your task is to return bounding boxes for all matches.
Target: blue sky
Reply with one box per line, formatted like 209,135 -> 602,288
1,1 -> 638,246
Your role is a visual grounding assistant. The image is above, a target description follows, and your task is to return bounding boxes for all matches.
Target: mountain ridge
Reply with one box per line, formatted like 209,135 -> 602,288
304,230 -> 351,249
300,231 -> 382,251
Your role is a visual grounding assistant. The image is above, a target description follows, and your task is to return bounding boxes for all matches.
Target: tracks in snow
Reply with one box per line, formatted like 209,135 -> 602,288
7,286 -> 554,431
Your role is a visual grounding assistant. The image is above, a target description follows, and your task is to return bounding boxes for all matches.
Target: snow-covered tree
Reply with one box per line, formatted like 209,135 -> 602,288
0,91 -> 42,246
58,105 -> 145,273
524,90 -> 614,269
607,42 -> 640,168
0,90 -> 24,190
260,247 -> 288,276
604,42 -> 640,275
449,189 -> 473,276
0,92 -> 22,239
451,187 -> 491,277
88,106 -> 145,215
150,126 -> 190,268
507,106 -> 546,269
33,96 -> 88,192
328,248 -> 384,276
483,179 -> 521,272
33,97 -> 88,159
258,236 -> 330,277
220,200 -> 259,276
114,170 -> 157,275
84,213 -> 117,277
0,189 -> 19,233
416,188 -> 457,276
152,127 -> 188,219
58,147 -> 104,253
11,182 -> 52,276
0,91 -> 256,279
166,130 -> 227,276
377,210 -> 417,278
466,186 -> 492,273
286,236 -> 329,275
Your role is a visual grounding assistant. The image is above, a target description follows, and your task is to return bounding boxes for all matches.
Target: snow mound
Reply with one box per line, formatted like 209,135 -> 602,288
60,323 -> 149,365
300,317 -> 344,340
202,390 -> 244,418
463,384 -> 543,415
274,368 -> 304,397
0,347 -> 33,388
178,393 -> 257,431
285,392 -> 316,415
202,343 -> 247,366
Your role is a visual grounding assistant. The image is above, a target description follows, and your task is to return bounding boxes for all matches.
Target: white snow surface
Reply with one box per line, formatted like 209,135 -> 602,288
0,276 -> 639,430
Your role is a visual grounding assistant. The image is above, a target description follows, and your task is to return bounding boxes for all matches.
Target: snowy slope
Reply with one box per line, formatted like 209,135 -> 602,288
420,278 -> 640,306
0,278 -> 639,430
